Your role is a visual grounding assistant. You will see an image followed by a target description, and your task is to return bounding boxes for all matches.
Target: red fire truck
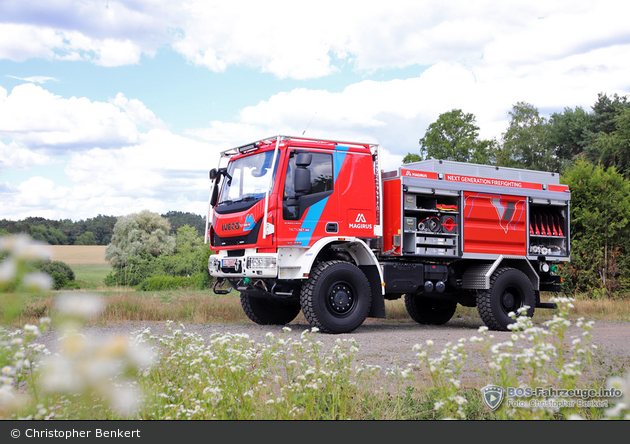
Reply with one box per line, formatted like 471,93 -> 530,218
206,135 -> 569,333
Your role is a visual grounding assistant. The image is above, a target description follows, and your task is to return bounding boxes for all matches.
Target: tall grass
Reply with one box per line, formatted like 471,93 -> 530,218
2,242 -> 629,420
6,300 -> 629,420
6,288 -> 630,328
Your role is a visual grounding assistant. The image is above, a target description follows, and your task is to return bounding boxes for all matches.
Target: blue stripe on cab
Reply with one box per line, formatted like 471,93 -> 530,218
295,197 -> 329,246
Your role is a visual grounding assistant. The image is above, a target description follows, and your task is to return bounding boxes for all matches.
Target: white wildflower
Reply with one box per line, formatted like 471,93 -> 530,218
55,293 -> 104,320
454,395 -> 467,405
23,272 -> 53,292
0,258 -> 17,283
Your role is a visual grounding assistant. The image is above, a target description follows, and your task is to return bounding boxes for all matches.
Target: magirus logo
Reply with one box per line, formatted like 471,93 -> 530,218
349,213 -> 371,230
481,385 -> 505,411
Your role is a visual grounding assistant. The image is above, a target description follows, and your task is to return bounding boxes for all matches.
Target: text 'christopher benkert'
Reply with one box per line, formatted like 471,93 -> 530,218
505,386 -> 622,409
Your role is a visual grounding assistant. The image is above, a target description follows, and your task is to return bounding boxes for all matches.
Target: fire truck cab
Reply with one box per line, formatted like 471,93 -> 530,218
206,135 -> 570,334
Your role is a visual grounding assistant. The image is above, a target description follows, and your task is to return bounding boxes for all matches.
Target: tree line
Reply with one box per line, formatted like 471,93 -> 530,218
404,92 -> 630,295
0,211 -> 206,246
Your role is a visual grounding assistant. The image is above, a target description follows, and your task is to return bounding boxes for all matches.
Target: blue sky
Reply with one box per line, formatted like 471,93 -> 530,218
1,0 -> 629,221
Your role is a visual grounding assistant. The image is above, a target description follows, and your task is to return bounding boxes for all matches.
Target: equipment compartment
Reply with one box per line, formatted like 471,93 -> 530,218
528,203 -> 569,257
402,191 -> 460,257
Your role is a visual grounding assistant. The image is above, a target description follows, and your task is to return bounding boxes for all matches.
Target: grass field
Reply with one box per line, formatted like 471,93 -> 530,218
12,262 -> 630,326
49,245 -> 109,265
72,264 -> 113,286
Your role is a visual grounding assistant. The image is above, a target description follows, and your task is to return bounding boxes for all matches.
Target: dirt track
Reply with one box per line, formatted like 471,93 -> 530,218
33,315 -> 630,386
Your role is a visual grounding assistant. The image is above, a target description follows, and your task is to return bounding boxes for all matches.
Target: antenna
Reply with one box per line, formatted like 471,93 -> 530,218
302,112 -> 317,135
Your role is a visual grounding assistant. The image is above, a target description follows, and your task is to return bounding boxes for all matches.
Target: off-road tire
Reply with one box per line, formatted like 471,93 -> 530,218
240,294 -> 301,325
477,267 -> 535,331
300,260 -> 372,334
404,294 -> 457,325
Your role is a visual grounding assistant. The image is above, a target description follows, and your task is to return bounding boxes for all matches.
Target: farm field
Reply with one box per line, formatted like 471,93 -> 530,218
49,245 -> 109,265
72,264 -> 112,286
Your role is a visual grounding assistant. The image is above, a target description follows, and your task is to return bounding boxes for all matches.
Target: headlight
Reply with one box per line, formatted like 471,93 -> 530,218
247,257 -> 277,269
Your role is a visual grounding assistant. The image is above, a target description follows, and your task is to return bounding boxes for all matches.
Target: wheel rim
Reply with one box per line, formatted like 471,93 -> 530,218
500,287 -> 523,314
326,281 -> 356,316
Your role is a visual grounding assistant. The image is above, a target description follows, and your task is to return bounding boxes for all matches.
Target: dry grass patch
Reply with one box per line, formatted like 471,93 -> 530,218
570,295 -> 630,320
5,289 -> 629,327
49,245 -> 109,265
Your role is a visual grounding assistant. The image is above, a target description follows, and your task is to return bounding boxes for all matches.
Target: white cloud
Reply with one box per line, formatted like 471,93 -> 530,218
1,129 -> 221,220
0,140 -> 52,170
2,1 -> 629,80
186,122 -> 266,144
0,23 -> 146,67
95,39 -> 143,67
110,93 -> 167,131
5,75 -> 59,84
0,83 -> 139,152
187,45 -> 630,158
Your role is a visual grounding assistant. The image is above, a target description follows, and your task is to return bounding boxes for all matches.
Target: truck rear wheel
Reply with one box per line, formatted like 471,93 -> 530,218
404,294 -> 457,325
477,267 -> 535,331
300,260 -> 372,334
240,294 -> 301,325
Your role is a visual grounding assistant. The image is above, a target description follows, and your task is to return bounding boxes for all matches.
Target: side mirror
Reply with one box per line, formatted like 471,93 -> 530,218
294,166 -> 311,195
209,168 -> 218,180
295,152 -> 312,167
210,184 -> 219,207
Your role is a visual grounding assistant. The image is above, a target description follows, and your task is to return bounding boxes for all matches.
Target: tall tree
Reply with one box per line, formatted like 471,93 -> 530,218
548,106 -> 592,169
402,153 -> 422,164
105,211 -> 176,268
75,231 -> 97,245
562,159 -> 630,293
585,108 -> 630,178
498,102 -> 558,172
415,109 -> 496,164
589,92 -> 629,135
162,211 -> 205,236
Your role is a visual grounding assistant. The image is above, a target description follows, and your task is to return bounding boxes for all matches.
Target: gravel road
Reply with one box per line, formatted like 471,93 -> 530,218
32,315 -> 630,385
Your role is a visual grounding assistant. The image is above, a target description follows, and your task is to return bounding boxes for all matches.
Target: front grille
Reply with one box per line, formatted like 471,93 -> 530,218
218,235 -> 248,246
212,219 -> 262,248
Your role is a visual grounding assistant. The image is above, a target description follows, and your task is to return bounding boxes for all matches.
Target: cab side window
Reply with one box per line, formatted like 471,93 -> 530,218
284,152 -> 333,197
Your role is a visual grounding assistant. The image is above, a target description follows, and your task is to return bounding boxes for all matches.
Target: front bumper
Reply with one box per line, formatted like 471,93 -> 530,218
208,251 -> 279,278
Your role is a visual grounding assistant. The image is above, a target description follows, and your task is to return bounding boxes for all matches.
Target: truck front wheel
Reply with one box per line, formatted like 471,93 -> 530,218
300,260 -> 372,334
404,294 -> 457,325
476,267 -> 535,331
240,294 -> 301,325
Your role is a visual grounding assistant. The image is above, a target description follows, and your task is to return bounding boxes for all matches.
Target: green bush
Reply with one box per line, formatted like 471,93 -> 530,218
136,273 -> 208,291
105,253 -> 166,286
36,260 -> 78,290
38,260 -> 75,281
105,242 -> 214,288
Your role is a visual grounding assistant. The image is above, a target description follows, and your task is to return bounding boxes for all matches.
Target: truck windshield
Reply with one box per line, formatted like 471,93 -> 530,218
217,150 -> 279,207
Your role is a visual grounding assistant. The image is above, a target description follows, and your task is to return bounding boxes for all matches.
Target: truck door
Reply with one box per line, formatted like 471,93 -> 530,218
278,149 -> 337,248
